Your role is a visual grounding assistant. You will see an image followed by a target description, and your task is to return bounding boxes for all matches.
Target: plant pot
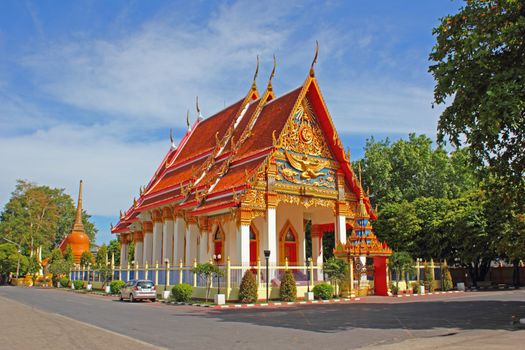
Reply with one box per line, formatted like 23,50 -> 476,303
214,294 -> 225,305
162,290 -> 171,299
419,286 -> 425,294
86,284 -> 92,291
105,286 -> 111,294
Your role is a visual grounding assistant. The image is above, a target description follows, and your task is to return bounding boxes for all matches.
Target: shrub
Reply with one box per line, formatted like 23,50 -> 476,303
238,270 -> 258,303
171,283 -> 193,302
390,283 -> 399,295
73,280 -> 84,290
59,277 -> 70,288
312,283 -> 334,300
442,264 -> 453,291
110,280 -> 125,294
411,282 -> 419,294
423,264 -> 435,292
279,270 -> 297,301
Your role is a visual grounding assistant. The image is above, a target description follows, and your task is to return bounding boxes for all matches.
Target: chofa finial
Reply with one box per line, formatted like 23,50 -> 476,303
252,55 -> 259,90
309,40 -> 319,77
186,110 -> 190,129
268,54 -> 276,90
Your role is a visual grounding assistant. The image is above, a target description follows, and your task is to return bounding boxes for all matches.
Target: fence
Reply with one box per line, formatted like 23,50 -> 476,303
70,258 -> 322,300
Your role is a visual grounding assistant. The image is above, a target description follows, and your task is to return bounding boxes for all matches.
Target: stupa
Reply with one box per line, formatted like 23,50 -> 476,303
59,180 -> 90,263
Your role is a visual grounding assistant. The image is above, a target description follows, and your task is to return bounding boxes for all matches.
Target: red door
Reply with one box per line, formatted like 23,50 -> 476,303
284,242 -> 297,265
250,241 -> 257,266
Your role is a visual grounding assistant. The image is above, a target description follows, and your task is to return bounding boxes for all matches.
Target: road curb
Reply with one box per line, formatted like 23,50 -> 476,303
160,297 -> 362,309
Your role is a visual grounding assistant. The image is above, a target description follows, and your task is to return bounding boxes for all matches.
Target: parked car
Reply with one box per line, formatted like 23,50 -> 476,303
119,280 -> 157,302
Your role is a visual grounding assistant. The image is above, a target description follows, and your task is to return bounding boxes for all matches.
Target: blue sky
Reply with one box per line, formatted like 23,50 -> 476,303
0,0 -> 462,245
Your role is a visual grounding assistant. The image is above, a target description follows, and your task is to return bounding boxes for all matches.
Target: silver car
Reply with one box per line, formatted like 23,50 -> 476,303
119,280 -> 157,302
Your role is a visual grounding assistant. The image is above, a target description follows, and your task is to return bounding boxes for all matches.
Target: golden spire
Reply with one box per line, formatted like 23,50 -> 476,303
251,55 -> 259,91
73,180 -> 85,231
267,54 -> 276,92
309,40 -> 319,77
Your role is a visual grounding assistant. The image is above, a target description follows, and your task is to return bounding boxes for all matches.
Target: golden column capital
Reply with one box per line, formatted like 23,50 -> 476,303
132,231 -> 144,242
151,209 -> 163,223
142,221 -> 153,233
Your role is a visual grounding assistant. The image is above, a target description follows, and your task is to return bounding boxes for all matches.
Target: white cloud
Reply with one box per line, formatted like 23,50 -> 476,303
0,123 -> 170,217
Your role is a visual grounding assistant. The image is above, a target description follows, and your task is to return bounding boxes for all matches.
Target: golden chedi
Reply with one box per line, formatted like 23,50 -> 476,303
60,180 -> 90,264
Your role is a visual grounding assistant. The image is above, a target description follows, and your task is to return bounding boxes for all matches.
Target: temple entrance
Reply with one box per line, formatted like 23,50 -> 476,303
249,225 -> 259,266
213,226 -> 224,263
280,221 -> 298,265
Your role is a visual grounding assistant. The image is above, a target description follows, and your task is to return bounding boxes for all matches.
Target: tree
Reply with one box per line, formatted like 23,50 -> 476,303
192,262 -> 222,302
323,257 -> 347,297
108,239 -> 120,266
63,245 -> 74,265
388,251 -> 415,290
429,1 -> 525,200
80,251 -> 94,268
0,180 -> 97,257
27,255 -> 41,286
0,243 -> 28,283
279,270 -> 297,301
238,270 -> 258,303
423,263 -> 435,292
95,244 -> 108,268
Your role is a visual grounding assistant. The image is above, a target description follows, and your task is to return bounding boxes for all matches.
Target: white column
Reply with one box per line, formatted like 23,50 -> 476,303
120,241 -> 128,267
198,232 -> 209,263
163,218 -> 174,263
134,241 -> 143,266
143,232 -> 153,265
152,220 -> 163,264
336,215 -> 346,244
173,216 -> 185,264
265,207 -> 278,265
238,224 -> 250,266
185,223 -> 198,265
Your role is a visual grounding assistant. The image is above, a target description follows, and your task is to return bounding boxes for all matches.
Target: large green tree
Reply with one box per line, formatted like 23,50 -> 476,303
0,180 -> 97,257
429,0 -> 525,200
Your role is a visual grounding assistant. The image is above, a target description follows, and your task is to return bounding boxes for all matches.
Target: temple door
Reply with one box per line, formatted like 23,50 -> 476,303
283,229 -> 297,266
213,226 -> 224,263
249,226 -> 258,266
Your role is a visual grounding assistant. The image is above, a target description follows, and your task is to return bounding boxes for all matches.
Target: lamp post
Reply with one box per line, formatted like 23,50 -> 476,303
306,257 -> 311,293
164,258 -> 169,289
213,254 -> 221,294
1,237 -> 21,279
264,250 -> 271,303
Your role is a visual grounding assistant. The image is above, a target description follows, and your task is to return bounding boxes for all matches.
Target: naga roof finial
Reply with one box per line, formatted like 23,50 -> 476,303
251,55 -> 259,90
268,54 -> 276,91
310,40 -> 319,77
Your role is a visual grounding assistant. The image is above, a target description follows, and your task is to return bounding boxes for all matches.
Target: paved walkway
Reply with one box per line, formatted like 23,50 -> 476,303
0,294 -> 161,350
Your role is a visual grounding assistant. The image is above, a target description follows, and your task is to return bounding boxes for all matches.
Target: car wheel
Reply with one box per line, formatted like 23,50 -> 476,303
119,294 -> 123,301
150,298 -> 156,302
129,294 -> 134,303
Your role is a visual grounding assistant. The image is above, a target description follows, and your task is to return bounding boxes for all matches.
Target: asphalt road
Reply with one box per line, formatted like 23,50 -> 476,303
0,286 -> 524,349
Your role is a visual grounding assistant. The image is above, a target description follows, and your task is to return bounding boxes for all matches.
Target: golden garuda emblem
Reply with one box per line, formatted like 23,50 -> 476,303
285,150 -> 328,179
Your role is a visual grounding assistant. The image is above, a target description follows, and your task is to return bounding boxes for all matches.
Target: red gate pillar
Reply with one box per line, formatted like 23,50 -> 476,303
374,256 -> 388,296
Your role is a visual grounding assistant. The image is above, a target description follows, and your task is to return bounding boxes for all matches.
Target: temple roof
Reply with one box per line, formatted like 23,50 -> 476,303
113,66 -> 376,234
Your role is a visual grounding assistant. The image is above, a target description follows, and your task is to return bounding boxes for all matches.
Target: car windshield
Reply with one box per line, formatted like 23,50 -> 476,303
137,281 -> 153,288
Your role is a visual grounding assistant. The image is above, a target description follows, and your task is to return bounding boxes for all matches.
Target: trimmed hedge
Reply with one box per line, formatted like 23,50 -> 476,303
279,270 -> 297,302
312,283 -> 334,300
72,280 -> 84,290
238,270 -> 258,303
171,283 -> 193,302
110,280 -> 125,294
59,277 -> 70,288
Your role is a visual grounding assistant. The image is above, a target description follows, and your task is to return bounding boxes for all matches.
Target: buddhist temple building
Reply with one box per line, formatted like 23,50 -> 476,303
111,52 -> 391,295
60,180 -> 90,264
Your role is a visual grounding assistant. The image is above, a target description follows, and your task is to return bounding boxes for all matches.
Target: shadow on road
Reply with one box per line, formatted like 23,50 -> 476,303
190,299 -> 525,333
